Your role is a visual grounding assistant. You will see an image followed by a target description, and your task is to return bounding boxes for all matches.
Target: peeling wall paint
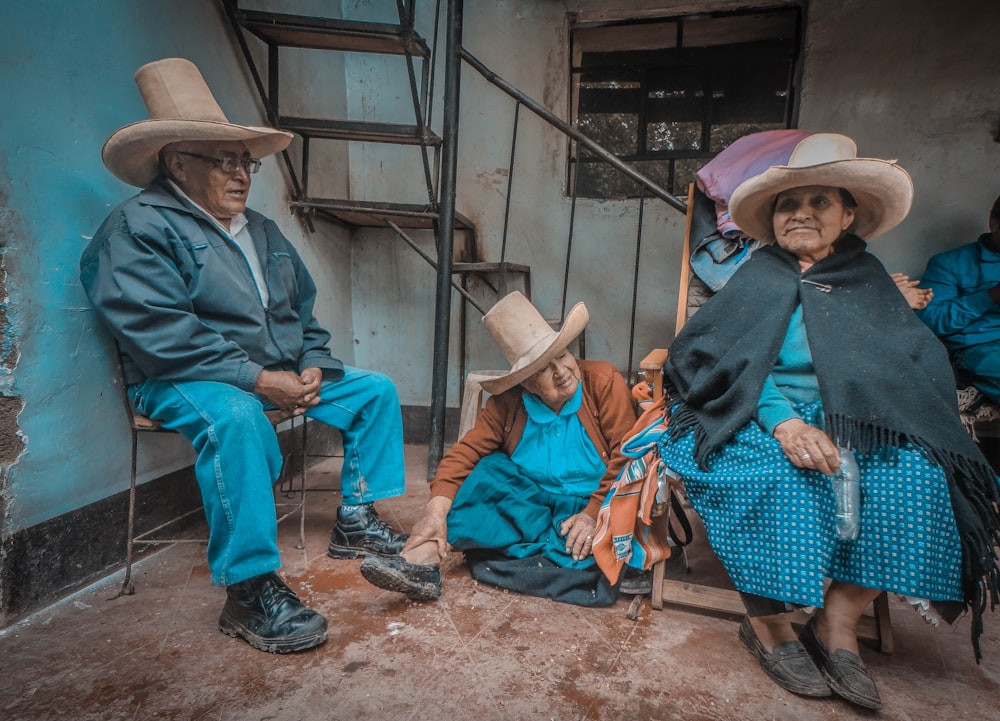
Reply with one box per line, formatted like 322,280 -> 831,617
0,178 -> 26,539
0,0 -> 352,533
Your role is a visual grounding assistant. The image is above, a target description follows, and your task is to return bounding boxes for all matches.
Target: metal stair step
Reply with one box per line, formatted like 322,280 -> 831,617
289,199 -> 473,230
280,117 -> 440,145
451,262 -> 531,276
232,7 -> 430,57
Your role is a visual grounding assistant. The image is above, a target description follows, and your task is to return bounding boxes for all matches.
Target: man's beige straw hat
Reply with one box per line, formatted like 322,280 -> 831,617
103,57 -> 292,187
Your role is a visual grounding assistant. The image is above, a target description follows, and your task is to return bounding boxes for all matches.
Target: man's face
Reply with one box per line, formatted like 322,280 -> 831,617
165,140 -> 253,226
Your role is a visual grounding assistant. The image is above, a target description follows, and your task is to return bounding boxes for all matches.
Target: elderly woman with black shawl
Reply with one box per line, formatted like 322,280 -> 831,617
657,133 -> 1000,711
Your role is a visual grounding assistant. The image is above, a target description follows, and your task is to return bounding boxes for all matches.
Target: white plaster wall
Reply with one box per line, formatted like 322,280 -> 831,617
797,0 -> 1000,277
343,0 -> 1000,408
347,0 -> 683,407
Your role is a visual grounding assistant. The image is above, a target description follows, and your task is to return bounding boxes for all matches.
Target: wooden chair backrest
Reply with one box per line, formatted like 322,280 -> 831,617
639,184 -> 697,400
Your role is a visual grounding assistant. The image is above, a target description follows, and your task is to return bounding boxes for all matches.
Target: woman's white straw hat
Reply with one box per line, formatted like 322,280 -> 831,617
729,133 -> 913,243
102,57 -> 293,187
480,291 -> 589,395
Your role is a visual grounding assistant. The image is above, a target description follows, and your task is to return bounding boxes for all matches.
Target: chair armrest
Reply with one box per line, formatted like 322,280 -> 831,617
639,348 -> 669,370
639,348 -> 669,402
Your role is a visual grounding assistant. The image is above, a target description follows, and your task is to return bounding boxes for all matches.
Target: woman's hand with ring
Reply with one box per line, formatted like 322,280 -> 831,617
560,512 -> 597,561
774,418 -> 840,475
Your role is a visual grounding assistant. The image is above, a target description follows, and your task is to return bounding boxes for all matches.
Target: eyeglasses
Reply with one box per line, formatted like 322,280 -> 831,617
175,151 -> 261,175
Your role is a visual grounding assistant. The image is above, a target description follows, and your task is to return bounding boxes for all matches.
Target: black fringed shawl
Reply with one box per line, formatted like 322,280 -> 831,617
665,234 -> 1000,660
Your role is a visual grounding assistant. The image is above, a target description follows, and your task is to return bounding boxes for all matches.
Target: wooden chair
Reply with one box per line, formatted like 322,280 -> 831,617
115,352 -> 312,596
637,185 -> 893,653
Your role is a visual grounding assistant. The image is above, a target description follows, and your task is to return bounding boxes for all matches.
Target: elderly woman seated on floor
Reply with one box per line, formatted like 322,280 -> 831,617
360,291 -> 637,606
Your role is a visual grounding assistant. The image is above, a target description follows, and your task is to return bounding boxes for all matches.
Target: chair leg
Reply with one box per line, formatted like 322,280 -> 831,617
119,431 -> 139,597
295,418 -> 308,551
651,558 -> 666,610
873,591 -> 893,654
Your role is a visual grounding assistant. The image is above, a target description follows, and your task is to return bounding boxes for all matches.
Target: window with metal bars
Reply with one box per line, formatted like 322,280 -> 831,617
569,6 -> 802,199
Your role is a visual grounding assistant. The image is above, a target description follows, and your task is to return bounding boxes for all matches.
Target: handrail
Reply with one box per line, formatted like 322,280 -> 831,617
459,48 -> 688,214
459,45 -> 689,387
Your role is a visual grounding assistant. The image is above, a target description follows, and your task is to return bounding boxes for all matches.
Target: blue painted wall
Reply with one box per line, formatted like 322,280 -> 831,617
0,0 -> 352,531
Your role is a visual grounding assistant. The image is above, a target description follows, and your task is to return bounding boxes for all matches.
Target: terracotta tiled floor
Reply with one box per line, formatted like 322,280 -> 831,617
1,444 -> 997,720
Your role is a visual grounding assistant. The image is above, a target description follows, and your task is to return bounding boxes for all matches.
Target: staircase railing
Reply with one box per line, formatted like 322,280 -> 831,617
429,3 -> 690,470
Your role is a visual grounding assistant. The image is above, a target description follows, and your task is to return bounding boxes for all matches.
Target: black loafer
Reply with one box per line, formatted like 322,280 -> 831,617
739,617 -> 830,698
359,554 -> 441,602
800,619 -> 882,711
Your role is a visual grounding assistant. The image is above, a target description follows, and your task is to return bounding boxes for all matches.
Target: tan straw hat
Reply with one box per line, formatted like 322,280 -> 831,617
102,58 -> 293,187
728,133 -> 913,243
480,291 -> 589,395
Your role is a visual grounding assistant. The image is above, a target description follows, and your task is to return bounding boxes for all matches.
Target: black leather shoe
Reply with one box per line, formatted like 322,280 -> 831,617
620,567 -> 653,596
359,554 -> 441,602
218,572 -> 327,653
739,617 -> 830,698
800,619 -> 882,711
327,503 -> 409,559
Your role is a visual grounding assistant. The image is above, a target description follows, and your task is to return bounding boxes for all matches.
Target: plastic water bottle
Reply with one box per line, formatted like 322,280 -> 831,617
831,448 -> 861,540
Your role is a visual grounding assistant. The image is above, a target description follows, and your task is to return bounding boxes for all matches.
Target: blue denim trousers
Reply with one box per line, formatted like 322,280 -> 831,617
129,366 -> 406,586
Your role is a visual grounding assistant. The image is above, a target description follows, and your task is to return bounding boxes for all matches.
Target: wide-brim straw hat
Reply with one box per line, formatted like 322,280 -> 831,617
480,291 -> 589,395
729,133 -> 913,243
103,58 -> 293,187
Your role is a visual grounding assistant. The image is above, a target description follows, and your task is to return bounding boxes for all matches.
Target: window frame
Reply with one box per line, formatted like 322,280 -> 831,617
568,5 -> 804,200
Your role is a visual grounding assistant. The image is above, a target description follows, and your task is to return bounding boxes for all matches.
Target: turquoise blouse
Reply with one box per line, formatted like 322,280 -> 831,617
510,383 -> 607,497
756,305 -> 822,434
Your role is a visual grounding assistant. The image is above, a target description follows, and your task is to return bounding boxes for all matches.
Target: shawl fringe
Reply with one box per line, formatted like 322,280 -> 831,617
823,411 -> 1000,664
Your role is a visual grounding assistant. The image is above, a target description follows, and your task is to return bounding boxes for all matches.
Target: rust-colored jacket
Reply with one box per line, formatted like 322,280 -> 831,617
430,360 -> 637,519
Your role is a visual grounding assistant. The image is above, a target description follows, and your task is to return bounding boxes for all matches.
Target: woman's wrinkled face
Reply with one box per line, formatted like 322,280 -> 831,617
521,349 -> 580,412
771,185 -> 856,264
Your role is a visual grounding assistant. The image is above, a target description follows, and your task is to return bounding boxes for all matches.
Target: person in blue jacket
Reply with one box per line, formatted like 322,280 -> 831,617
80,58 -> 408,654
916,193 -> 1000,402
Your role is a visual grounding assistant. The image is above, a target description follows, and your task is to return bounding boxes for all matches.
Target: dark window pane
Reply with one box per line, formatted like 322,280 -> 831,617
571,7 -> 800,200
575,159 -> 639,199
710,122 -> 785,153
576,159 -> 683,199
578,113 -> 637,155
629,159 -> 673,196
672,158 -> 703,197
647,121 -> 702,152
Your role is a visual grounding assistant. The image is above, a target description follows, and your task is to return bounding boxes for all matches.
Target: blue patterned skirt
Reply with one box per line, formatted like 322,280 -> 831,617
657,404 -> 963,608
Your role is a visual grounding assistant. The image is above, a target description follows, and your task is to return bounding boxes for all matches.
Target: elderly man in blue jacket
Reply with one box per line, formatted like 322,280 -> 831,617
80,58 -> 408,654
